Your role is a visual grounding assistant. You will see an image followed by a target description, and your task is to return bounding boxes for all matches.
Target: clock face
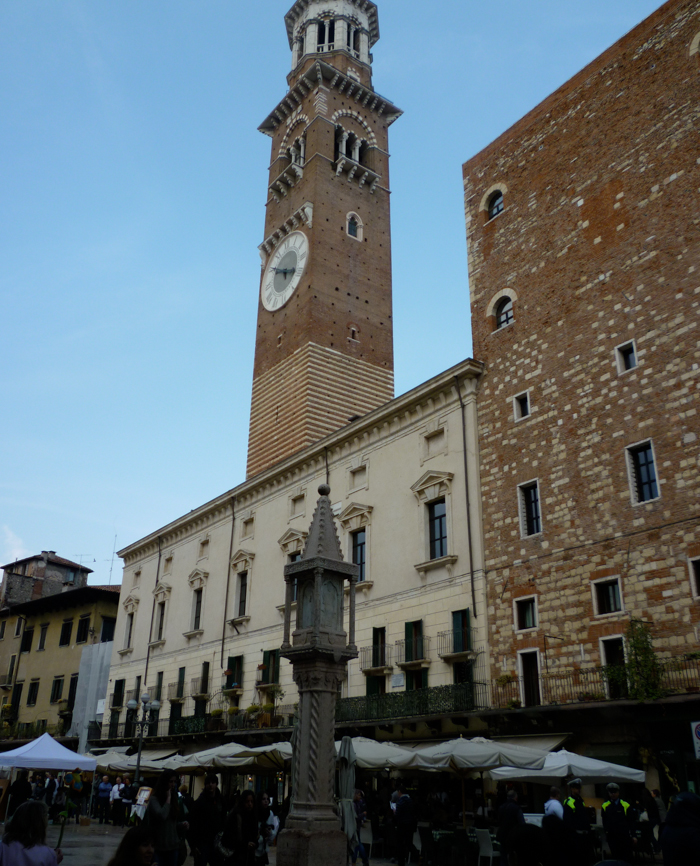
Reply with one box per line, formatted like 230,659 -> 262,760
261,231 -> 309,312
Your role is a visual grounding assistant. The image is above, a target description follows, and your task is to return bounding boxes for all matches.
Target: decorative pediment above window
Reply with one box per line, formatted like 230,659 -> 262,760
231,549 -> 255,575
152,582 -> 172,603
411,470 -> 454,503
187,569 -> 209,590
122,594 -> 140,614
277,529 -> 308,557
337,503 -> 373,532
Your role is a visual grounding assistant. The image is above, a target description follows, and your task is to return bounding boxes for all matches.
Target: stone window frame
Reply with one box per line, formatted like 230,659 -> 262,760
614,339 -> 638,375
625,438 -> 660,505
347,461 -> 369,495
688,557 -> 700,599
197,536 -> 210,562
288,487 -> 307,522
184,569 -> 208,638
150,582 -> 172,647
132,569 -> 141,588
517,478 -> 542,538
411,471 -> 458,577
516,648 -> 541,704
240,513 -> 255,541
162,554 -> 173,576
479,182 -> 508,223
346,211 -> 364,242
512,390 -> 531,422
513,594 -> 539,633
486,288 -> 518,333
230,550 -> 255,625
599,634 -> 627,697
420,422 -> 448,466
591,575 -> 624,618
338,503 -> 374,590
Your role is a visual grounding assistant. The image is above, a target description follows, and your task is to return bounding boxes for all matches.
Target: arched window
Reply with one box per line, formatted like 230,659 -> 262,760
488,190 -> 504,220
346,212 -> 363,241
495,297 -> 514,329
348,217 -> 358,238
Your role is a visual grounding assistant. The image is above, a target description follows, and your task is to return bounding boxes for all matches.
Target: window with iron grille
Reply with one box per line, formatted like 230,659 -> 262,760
352,529 -> 366,581
59,620 -> 73,647
428,499 -> 447,559
519,481 -> 542,536
495,297 -> 514,329
627,441 -> 659,503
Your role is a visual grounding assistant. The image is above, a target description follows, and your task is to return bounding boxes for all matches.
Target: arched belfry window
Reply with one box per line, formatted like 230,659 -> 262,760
495,297 -> 514,329
317,18 -> 336,53
488,190 -> 504,220
346,212 -> 364,241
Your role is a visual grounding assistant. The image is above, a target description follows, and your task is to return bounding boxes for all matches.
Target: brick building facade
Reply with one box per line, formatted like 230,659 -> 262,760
464,0 -> 700,789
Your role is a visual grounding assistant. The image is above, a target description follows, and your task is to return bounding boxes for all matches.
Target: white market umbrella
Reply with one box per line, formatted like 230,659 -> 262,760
218,742 -> 294,772
164,742 -> 251,773
412,737 -> 548,773
334,737 -> 421,770
489,749 -> 645,785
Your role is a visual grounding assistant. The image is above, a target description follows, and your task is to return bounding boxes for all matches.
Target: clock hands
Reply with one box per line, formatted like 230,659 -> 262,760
273,267 -> 296,278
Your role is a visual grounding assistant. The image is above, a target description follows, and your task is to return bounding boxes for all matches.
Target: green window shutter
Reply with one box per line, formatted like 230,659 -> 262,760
405,621 -> 413,662
465,608 -> 471,651
421,668 -> 429,690
452,610 -> 464,653
272,650 -> 280,683
262,650 -> 270,684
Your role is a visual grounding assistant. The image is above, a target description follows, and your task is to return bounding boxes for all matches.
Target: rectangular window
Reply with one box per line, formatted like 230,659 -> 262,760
67,673 -> 79,709
519,481 -> 542,536
0,621 -> 5,640
428,499 -> 447,559
366,675 -> 386,696
59,620 -> 73,647
452,609 -> 471,653
404,620 -> 424,663
406,668 -> 428,692
193,588 -> 203,631
261,649 -> 280,685
690,559 -> 700,597
26,680 -> 39,706
113,679 -> 125,706
627,441 -> 659,503
38,624 -> 48,651
154,671 -> 164,702
20,627 -> 34,654
238,573 -> 248,618
601,637 -> 628,699
109,710 -> 120,738
226,656 -> 244,689
101,617 -> 116,642
615,340 -> 637,373
201,662 -> 210,695
8,655 -> 16,681
514,392 -> 530,420
156,602 -> 165,641
519,650 -> 541,707
288,554 -> 300,602
595,579 -> 622,615
372,627 -> 386,668
76,616 -> 90,644
515,597 -> 537,630
177,667 -> 186,699
352,529 -> 366,582
14,619 -> 22,637
125,612 -> 134,649
50,677 -> 64,703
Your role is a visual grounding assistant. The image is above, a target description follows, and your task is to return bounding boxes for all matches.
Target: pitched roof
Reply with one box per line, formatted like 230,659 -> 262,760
0,552 -> 93,574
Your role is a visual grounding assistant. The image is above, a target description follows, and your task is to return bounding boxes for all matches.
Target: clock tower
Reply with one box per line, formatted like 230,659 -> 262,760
247,0 -> 401,477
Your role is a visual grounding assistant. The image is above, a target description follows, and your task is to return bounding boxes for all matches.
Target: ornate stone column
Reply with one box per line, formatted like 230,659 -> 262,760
277,484 -> 358,866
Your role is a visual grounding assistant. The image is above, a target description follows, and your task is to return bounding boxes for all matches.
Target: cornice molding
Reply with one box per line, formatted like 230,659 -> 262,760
117,357 -> 483,563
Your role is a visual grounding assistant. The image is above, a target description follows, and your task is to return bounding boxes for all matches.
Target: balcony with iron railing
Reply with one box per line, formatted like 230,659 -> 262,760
190,677 -> 211,698
168,682 -> 186,702
337,682 -> 488,723
109,690 -> 126,709
437,629 -> 473,660
395,636 -> 431,668
359,644 -> 393,673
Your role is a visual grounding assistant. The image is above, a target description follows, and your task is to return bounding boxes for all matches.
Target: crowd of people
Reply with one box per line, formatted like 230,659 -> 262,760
3,765 -> 700,866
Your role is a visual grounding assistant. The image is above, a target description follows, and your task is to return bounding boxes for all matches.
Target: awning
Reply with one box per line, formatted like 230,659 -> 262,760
138,748 -> 179,762
492,734 -> 569,752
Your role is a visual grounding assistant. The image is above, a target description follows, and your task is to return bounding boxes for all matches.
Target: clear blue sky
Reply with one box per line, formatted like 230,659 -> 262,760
0,0 -> 662,581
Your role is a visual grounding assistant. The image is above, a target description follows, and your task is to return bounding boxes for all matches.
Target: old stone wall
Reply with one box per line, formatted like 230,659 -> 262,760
463,0 -> 700,677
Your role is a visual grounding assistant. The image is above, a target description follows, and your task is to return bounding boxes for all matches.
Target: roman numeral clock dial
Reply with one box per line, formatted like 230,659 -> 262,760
261,231 -> 309,312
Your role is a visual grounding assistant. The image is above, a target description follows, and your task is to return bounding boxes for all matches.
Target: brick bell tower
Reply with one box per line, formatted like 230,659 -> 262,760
246,0 -> 401,478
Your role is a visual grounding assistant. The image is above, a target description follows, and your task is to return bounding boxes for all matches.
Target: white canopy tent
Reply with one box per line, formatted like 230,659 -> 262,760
0,734 -> 96,771
489,749 -> 646,785
334,737 -> 424,770
411,737 -> 549,773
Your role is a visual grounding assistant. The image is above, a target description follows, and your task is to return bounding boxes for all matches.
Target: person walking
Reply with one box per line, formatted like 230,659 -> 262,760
562,779 -> 591,866
544,787 -> 564,820
350,789 -> 370,866
189,773 -> 226,866
147,770 -> 189,866
394,782 -> 416,866
601,782 -> 635,862
1,800 -> 63,865
497,789 -> 525,864
97,775 -> 113,824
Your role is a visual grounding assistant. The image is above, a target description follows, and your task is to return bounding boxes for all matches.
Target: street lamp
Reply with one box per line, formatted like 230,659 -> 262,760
126,691 -> 160,787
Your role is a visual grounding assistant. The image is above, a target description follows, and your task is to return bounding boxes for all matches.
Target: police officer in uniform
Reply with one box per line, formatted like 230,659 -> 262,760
602,782 -> 636,862
563,778 -> 592,865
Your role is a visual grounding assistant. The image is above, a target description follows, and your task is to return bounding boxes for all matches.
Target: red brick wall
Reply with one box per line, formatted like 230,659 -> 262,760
463,0 -> 700,677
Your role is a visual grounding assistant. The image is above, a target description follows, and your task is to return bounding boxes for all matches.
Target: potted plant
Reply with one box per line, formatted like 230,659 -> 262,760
495,674 -> 516,687
262,703 -> 275,714
211,708 -> 224,718
507,698 -> 522,709
246,703 -> 261,716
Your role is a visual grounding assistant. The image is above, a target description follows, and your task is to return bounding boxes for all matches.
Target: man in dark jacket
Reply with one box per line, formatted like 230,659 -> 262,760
394,782 -> 416,866
562,779 -> 591,866
601,782 -> 635,862
497,789 -> 525,864
189,773 -> 226,866
660,790 -> 700,865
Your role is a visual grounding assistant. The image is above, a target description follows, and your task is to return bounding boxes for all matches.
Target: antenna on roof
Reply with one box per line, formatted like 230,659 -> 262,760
108,534 -> 117,586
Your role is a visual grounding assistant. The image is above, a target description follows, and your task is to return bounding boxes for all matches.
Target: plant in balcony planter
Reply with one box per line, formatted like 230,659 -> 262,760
495,674 -> 516,687
262,703 -> 275,714
506,698 -> 522,709
224,668 -> 234,676
246,704 -> 261,715
227,705 -> 239,716
210,708 -> 223,718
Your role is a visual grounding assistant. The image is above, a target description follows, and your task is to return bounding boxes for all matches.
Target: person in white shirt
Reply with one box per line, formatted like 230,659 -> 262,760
544,787 -> 564,820
110,776 -> 125,827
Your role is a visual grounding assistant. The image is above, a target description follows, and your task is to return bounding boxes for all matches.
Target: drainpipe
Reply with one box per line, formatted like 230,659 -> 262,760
455,376 -> 477,618
142,537 -> 162,692
221,497 -> 236,670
